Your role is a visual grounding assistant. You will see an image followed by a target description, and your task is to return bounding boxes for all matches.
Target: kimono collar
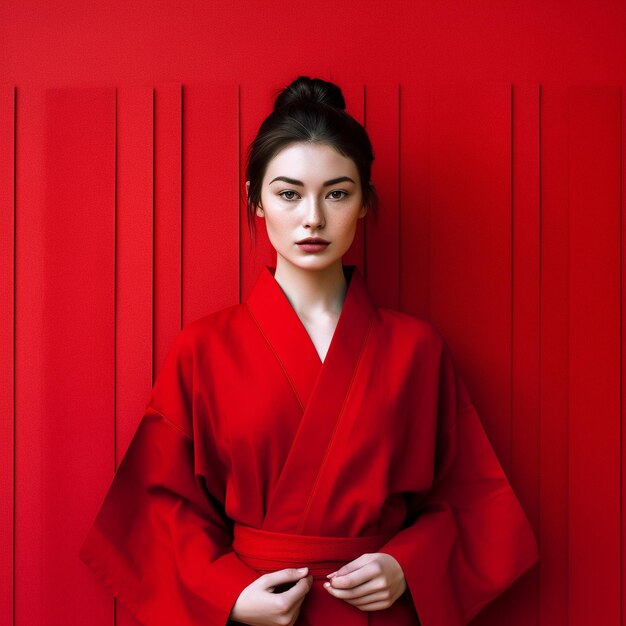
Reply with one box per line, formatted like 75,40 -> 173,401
245,264 -> 376,411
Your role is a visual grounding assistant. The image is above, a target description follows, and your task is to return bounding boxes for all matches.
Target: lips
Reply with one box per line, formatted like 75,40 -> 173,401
296,238 -> 330,244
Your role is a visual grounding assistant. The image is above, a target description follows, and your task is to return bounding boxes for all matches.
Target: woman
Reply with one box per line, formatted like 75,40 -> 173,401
79,76 -> 539,626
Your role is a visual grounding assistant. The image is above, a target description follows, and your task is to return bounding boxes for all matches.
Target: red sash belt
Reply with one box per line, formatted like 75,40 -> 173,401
233,525 -> 395,580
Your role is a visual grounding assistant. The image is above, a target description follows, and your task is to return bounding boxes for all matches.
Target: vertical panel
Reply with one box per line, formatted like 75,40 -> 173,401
429,82 -> 512,465
116,86 -> 154,470
568,86 -> 621,626
539,85 -> 569,626
510,83 -> 541,626
15,87 -> 115,625
428,81 -> 512,625
115,86 -> 154,626
183,83 -> 240,323
239,81 -> 277,303
340,84 -> 365,273
622,85 -> 626,626
0,84 -> 15,626
399,83 -> 431,320
154,83 -> 182,375
364,83 -> 399,308
14,85 -> 46,626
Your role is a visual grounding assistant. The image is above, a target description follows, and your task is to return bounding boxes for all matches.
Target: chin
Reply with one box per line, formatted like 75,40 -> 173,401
280,252 -> 343,272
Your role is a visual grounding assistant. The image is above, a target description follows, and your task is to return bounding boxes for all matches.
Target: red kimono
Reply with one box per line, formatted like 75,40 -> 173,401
79,264 -> 539,626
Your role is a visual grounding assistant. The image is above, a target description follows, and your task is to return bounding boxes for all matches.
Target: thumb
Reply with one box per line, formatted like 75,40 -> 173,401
260,567 -> 309,590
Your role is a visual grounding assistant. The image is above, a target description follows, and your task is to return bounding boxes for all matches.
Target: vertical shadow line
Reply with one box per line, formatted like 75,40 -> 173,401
510,83 -> 515,478
151,87 -> 156,387
537,82 -> 543,626
113,85 -> 119,626
363,84 -> 367,282
12,84 -> 16,626
238,84 -> 242,305
619,87 -> 624,625
180,86 -> 184,331
397,83 -> 401,309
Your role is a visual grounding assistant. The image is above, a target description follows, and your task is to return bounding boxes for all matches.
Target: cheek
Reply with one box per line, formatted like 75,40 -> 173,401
263,209 -> 296,240
337,211 -> 361,234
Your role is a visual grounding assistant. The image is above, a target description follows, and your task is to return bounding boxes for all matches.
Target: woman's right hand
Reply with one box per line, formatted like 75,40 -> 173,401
230,567 -> 314,626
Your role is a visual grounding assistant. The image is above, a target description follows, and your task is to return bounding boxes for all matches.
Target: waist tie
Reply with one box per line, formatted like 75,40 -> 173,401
233,525 -> 395,581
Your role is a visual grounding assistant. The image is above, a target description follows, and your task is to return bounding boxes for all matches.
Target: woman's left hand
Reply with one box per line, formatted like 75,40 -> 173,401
323,553 -> 407,611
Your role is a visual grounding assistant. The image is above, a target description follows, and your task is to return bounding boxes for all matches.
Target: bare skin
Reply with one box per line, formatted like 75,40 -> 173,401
230,568 -> 313,626
274,258 -> 348,362
323,553 -> 407,610
231,142 -> 406,623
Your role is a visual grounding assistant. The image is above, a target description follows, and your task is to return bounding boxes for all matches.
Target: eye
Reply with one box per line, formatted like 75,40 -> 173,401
328,190 -> 348,200
279,190 -> 300,201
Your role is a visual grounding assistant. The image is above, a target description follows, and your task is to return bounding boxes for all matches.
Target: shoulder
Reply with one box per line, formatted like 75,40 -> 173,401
376,306 -> 472,406
375,305 -> 446,353
184,302 -> 248,337
166,302 -> 250,357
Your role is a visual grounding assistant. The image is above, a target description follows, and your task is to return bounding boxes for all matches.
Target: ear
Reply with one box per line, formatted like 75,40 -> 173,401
246,181 -> 264,217
359,183 -> 373,218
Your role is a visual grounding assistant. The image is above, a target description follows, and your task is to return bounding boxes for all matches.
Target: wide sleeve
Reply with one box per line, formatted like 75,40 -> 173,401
78,329 -> 260,626
379,340 -> 539,626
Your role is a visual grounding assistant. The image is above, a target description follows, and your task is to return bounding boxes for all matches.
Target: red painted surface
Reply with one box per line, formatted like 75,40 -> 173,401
1,2 -> 625,625
2,1 -> 626,86
567,87 -> 621,626
0,84 -> 15,626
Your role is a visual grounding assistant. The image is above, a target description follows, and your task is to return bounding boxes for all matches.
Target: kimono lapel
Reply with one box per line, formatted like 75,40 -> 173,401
245,265 -> 324,411
245,264 -> 376,533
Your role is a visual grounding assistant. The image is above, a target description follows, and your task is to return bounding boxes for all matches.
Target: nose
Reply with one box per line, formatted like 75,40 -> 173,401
303,196 -> 325,229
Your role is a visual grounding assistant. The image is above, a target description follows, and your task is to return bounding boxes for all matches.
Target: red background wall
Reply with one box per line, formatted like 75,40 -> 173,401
1,2 -> 624,625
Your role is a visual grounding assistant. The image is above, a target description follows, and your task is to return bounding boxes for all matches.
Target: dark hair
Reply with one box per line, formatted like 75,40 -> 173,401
244,76 -> 378,238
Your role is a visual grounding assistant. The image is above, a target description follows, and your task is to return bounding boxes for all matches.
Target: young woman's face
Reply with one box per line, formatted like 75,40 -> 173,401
251,142 -> 367,273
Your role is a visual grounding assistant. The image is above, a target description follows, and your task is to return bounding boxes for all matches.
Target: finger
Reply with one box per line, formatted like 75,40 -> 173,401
353,600 -> 394,612
345,590 -> 392,607
323,578 -> 381,600
328,562 -> 380,589
279,575 -> 314,605
327,553 -> 373,578
261,567 -> 309,590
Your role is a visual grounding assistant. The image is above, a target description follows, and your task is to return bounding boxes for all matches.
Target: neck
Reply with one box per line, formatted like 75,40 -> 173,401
272,256 -> 348,320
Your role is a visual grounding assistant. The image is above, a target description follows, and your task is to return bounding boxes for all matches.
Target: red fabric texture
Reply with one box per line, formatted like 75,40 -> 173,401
232,525 -> 396,580
79,264 -> 539,625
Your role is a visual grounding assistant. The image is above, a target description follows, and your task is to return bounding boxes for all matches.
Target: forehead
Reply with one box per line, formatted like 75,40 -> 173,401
264,142 -> 359,182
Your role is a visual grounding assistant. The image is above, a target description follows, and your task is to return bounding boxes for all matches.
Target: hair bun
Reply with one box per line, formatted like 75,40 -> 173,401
273,76 -> 346,112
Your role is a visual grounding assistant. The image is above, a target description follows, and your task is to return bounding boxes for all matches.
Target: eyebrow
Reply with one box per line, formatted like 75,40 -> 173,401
268,176 -> 356,187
